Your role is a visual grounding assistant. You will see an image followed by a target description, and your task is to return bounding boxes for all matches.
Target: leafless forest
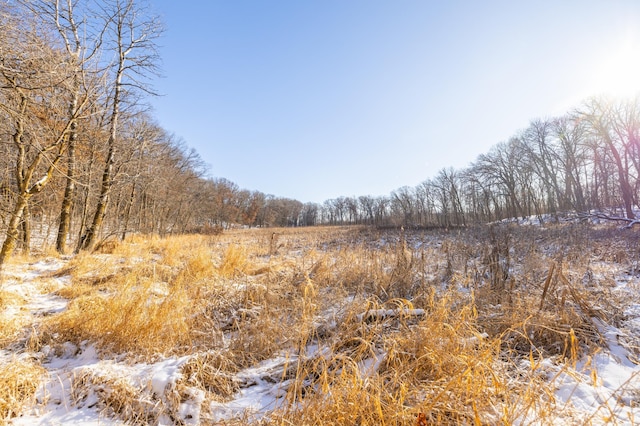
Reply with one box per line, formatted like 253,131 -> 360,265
2,1 -> 640,267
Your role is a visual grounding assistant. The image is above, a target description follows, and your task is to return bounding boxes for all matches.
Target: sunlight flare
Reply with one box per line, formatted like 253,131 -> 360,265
589,36 -> 640,98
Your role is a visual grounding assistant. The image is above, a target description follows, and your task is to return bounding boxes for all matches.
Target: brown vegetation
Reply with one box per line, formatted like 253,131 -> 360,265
0,224 -> 636,424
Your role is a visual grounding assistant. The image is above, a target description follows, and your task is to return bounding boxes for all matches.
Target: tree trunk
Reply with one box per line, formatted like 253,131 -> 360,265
21,202 -> 31,255
56,91 -> 79,253
602,134 -> 635,219
78,142 -> 115,251
78,63 -> 121,252
0,196 -> 29,272
121,181 -> 137,241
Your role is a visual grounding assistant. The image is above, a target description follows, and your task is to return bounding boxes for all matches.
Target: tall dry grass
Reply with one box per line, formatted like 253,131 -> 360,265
7,224 -> 633,424
0,358 -> 46,422
0,289 -> 27,348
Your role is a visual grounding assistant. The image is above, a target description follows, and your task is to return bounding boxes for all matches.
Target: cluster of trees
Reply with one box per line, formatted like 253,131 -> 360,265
177,94 -> 640,230
0,0 -> 311,270
319,97 -> 640,228
191,178 -> 318,229
0,0 -> 167,267
201,95 -> 640,230
2,0 -> 640,272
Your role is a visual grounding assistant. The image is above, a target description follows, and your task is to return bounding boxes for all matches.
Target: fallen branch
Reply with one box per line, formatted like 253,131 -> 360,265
577,212 -> 640,229
357,308 -> 426,323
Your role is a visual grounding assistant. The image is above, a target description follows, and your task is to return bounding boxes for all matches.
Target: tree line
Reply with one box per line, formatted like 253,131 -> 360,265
319,97 -> 640,228
1,0 -> 639,271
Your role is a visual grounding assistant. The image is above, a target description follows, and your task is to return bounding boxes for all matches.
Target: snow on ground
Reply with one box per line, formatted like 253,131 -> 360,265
2,237 -> 640,425
534,270 -> 640,425
209,356 -> 293,422
548,324 -> 640,425
0,256 -> 287,424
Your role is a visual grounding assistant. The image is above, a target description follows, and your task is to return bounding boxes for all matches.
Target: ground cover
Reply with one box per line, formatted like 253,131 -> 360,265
0,224 -> 638,425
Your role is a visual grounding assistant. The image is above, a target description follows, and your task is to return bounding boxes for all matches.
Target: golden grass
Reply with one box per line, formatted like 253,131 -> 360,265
216,244 -> 251,278
0,318 -> 25,349
0,290 -> 28,348
179,352 -> 241,402
268,291 -> 507,425
45,272 -> 194,356
10,224 -> 633,424
0,358 -> 46,421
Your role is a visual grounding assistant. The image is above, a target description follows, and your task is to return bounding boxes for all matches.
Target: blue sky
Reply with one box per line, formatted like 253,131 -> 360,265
149,1 -> 640,203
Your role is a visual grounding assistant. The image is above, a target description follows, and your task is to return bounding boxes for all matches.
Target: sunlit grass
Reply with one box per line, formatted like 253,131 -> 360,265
0,358 -> 46,422
1,224 -> 632,424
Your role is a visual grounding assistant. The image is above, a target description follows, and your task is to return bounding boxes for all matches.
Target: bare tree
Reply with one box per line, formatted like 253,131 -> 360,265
580,97 -> 636,219
552,116 -> 589,212
78,0 -> 162,251
358,195 -> 376,225
390,186 -> 415,227
21,0 -> 105,253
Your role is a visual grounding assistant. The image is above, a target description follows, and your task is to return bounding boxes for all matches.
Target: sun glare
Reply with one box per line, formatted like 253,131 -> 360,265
589,37 -> 640,98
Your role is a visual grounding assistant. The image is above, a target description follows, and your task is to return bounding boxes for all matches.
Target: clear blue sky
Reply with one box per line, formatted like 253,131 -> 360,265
148,1 -> 640,204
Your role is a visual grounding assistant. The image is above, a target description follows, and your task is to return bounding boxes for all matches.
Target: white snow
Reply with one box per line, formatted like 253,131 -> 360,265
545,274 -> 640,425
208,355 -> 293,422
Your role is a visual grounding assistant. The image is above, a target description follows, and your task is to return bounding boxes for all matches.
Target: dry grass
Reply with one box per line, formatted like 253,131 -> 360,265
44,268 -> 195,356
0,358 -> 46,422
71,366 -> 157,424
0,290 -> 27,347
69,349 -> 264,425
179,352 -> 241,402
270,292 -> 500,425
3,224 -> 635,424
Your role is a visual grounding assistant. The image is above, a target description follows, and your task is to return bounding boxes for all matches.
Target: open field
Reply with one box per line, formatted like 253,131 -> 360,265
0,223 -> 639,425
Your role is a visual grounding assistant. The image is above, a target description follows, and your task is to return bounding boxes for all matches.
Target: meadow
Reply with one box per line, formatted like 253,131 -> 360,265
0,223 -> 639,425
